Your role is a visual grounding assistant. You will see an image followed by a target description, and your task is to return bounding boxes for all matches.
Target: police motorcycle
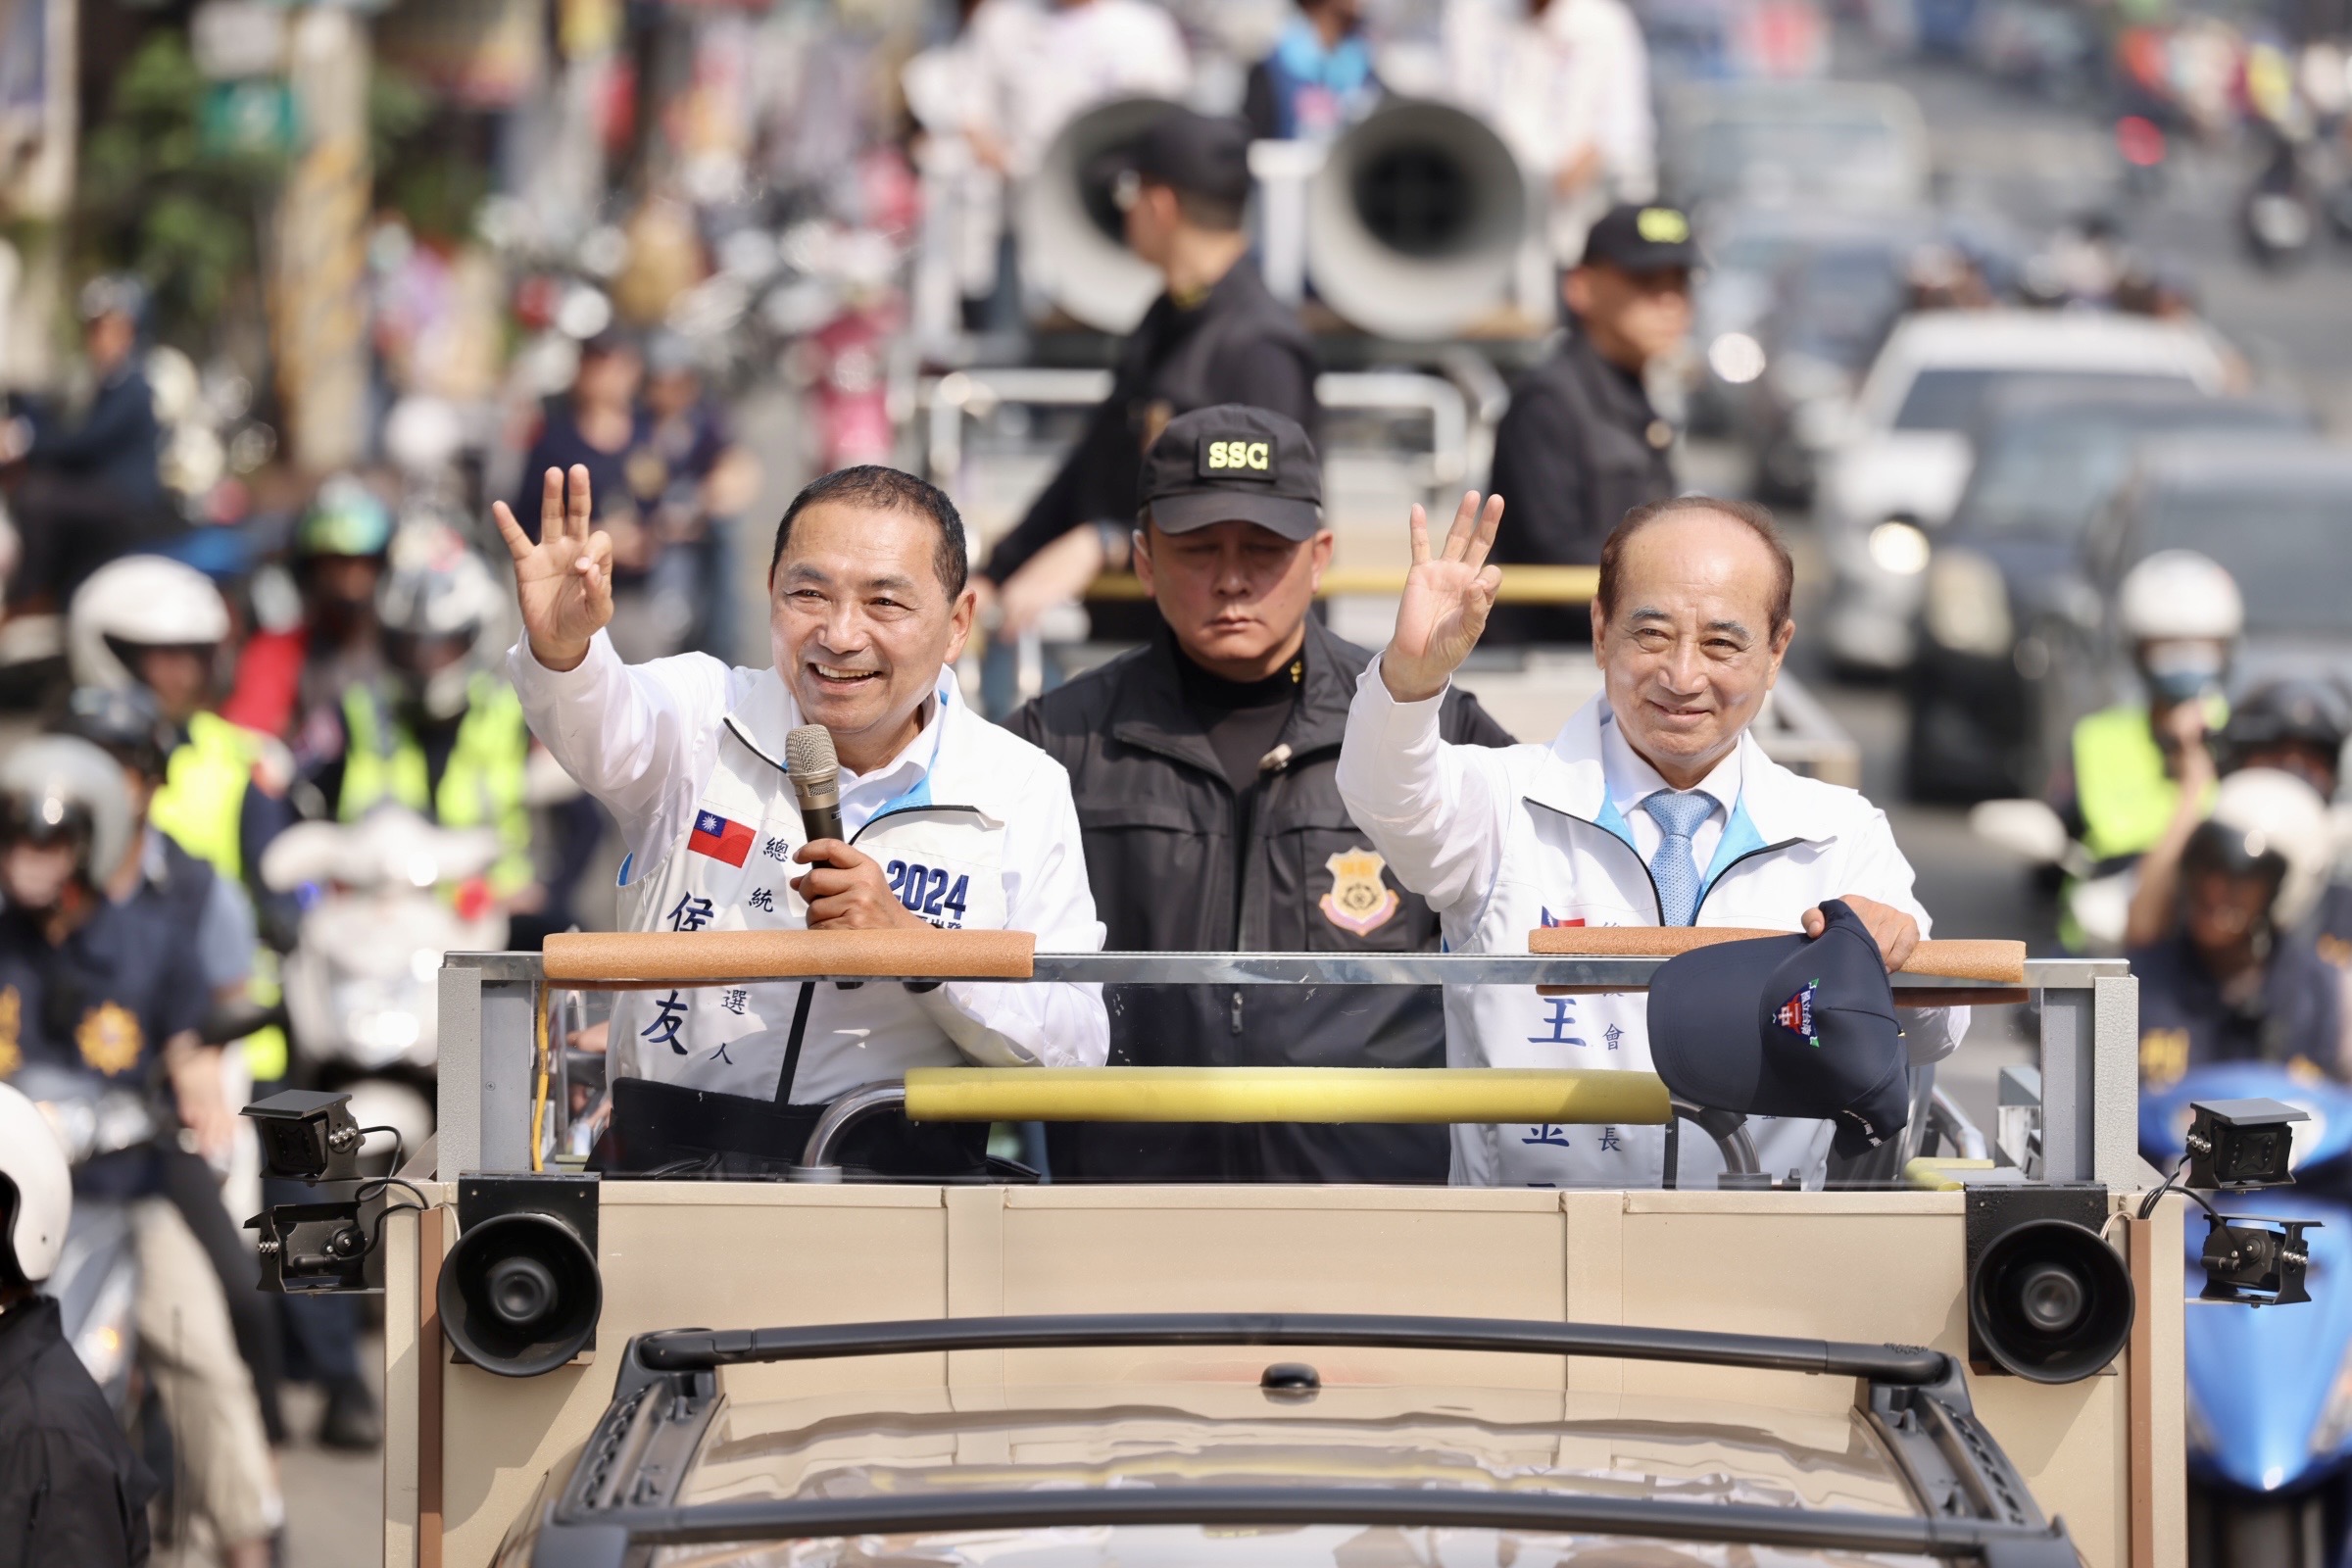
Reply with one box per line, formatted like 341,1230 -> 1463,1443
260,807 -> 506,1163
2143,1062 -> 2352,1567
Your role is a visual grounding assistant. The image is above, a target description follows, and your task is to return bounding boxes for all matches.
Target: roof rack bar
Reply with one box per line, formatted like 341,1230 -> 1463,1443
550,1482 -> 2075,1562
633,1310 -> 1951,1385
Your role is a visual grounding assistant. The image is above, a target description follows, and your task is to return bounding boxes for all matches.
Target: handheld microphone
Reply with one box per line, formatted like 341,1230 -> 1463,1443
784,724 -> 844,845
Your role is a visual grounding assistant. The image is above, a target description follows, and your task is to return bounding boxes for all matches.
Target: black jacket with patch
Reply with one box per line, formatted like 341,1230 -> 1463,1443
0,1297 -> 153,1568
1006,616 -> 1513,1183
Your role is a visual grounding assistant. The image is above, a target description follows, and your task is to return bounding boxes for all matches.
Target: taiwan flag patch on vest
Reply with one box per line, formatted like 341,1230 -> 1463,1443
689,809 -> 755,867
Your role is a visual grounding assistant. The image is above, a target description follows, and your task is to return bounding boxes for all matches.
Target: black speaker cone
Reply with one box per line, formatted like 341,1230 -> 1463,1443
486,1255 -> 557,1328
437,1211 -> 603,1378
1969,1218 -> 2134,1385
1351,144 -> 1473,259
2015,1261 -> 2087,1333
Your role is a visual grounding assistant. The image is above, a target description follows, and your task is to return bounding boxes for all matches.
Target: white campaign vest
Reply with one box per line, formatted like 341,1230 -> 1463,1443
1438,699 -> 1936,1191
607,670 -> 1011,1105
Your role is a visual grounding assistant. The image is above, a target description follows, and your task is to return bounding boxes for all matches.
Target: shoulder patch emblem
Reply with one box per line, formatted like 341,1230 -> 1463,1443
76,1002 -> 144,1076
1321,848 -> 1399,936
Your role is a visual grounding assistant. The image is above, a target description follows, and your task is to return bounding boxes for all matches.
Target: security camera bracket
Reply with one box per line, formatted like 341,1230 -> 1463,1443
2197,1212 -> 2316,1307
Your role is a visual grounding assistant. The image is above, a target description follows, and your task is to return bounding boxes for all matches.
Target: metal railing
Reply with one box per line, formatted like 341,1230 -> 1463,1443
437,950 -> 2138,1188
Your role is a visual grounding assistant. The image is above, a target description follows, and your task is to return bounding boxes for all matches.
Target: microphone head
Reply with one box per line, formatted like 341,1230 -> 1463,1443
785,724 -> 839,786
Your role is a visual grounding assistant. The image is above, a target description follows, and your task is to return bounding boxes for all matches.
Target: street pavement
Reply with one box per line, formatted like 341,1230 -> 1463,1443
277,45 -> 2352,1568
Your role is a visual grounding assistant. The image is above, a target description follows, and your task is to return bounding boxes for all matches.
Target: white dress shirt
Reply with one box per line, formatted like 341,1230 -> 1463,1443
1598,707 -> 1742,870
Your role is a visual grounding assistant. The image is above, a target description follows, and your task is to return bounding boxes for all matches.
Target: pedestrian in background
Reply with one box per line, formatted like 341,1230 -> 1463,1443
1485,204 -> 1693,643
976,110 -> 1320,665
1244,0 -> 1383,144
1446,0 -> 1656,264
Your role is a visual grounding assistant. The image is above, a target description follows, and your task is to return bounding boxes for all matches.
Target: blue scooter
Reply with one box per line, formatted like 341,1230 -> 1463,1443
2143,1063 -> 2352,1567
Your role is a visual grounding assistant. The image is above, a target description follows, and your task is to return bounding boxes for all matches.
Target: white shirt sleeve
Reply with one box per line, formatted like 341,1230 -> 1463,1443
918,754 -> 1110,1067
1335,662 -> 1515,917
1835,800 -> 1969,1065
505,632 -> 738,868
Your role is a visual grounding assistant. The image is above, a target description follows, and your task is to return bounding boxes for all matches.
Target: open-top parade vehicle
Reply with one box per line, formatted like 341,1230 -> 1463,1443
329,928 -> 2172,1568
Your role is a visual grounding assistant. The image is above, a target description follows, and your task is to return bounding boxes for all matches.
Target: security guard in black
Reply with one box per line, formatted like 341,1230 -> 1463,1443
980,110 -> 1319,612
1008,406 -> 1513,1183
1486,204 -> 1694,642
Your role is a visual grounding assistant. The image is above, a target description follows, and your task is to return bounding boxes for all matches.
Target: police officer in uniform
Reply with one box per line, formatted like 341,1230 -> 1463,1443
500,464 -> 1107,1175
1485,203 -> 1694,643
2130,767 -> 2345,1086
977,108 -> 1320,643
1010,407 -> 1513,1183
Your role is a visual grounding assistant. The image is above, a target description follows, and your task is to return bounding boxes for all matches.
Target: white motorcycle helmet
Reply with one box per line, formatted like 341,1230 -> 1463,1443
0,1080 -> 72,1286
0,735 -> 136,894
67,554 -> 231,693
2189,765 -> 2336,931
2118,550 -> 2244,643
376,523 -> 505,723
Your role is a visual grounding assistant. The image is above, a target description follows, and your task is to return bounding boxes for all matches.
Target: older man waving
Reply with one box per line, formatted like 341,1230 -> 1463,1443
1337,492 -> 1963,1188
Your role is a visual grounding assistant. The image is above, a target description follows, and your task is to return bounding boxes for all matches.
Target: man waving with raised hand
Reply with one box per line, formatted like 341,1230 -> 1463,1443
496,463 -> 1106,1177
1337,490 -> 1962,1190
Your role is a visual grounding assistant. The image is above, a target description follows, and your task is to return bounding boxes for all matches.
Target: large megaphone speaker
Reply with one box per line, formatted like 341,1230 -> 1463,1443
1306,99 -> 1528,341
438,1180 -> 603,1378
1018,96 -> 1178,333
1967,1217 -> 2135,1384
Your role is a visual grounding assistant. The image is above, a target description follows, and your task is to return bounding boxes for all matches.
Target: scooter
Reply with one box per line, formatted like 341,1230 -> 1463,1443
2142,1061 -> 2352,1566
2243,127 -> 2321,271
261,807 -> 508,1164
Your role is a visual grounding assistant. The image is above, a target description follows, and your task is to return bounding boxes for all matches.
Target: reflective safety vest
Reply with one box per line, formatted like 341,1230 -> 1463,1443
148,710 -> 290,1080
151,710 -> 268,884
2070,701 -> 2221,865
338,675 -> 533,897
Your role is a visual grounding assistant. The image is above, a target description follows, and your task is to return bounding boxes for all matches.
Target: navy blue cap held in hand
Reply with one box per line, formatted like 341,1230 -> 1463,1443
1644,900 -> 1908,1159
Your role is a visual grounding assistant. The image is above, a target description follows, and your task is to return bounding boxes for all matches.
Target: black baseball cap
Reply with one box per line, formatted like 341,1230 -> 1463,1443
1580,203 -> 1701,273
1645,901 -> 1908,1158
1140,405 -> 1322,540
1123,108 -> 1253,208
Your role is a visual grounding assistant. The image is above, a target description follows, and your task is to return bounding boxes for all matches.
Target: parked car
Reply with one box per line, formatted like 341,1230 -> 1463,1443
1904,383 -> 2312,800
1815,309 -> 2232,673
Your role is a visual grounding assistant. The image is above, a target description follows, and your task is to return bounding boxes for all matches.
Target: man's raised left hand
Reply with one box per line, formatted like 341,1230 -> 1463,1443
792,841 -> 926,930
1804,894 -> 1918,973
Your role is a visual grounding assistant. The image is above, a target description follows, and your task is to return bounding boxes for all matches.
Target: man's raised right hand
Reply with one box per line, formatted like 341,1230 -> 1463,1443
494,465 -> 614,673
1379,489 -> 1503,704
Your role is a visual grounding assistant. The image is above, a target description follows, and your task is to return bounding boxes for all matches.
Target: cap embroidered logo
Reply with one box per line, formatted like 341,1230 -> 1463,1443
1774,979 -> 1823,1048
1637,207 -> 1691,243
1198,437 -> 1276,478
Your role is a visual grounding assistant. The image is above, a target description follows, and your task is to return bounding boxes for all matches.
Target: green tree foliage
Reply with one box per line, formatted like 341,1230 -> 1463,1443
74,31 -> 286,349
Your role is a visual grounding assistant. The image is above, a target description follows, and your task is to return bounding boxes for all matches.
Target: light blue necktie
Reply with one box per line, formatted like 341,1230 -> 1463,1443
1642,790 -> 1713,928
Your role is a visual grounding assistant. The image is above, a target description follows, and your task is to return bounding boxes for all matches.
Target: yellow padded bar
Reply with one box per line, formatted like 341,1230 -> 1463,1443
903,1066 -> 1672,1125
